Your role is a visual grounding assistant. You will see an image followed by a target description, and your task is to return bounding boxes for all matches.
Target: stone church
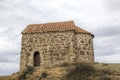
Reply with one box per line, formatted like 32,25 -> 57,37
20,21 -> 94,70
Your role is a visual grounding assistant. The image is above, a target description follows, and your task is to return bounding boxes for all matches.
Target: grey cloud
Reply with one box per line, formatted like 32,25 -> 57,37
94,50 -> 114,57
94,35 -> 120,63
0,0 -> 67,24
0,62 -> 19,75
0,54 -> 20,63
94,26 -> 120,36
103,0 -> 120,11
0,28 -> 21,44
95,53 -> 120,63
0,68 -> 17,75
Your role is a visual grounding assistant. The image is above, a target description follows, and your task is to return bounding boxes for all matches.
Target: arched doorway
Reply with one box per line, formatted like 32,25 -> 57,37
34,51 -> 40,67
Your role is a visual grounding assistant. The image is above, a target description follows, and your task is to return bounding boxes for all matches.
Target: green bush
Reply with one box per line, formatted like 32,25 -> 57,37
63,63 -> 96,80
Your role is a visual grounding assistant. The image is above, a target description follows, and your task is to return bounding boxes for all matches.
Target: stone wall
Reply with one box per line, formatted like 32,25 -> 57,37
74,34 -> 94,62
20,31 -> 74,70
20,31 -> 94,71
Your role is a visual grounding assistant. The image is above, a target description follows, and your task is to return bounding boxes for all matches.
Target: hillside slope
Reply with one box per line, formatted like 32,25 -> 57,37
0,63 -> 120,80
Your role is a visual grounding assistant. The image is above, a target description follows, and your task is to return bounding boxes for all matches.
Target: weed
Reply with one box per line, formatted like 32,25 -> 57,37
63,63 -> 96,80
100,68 -> 112,75
17,70 -> 29,80
102,63 -> 108,66
98,76 -> 111,80
17,66 -> 35,80
27,65 -> 34,72
41,72 -> 48,78
38,71 -> 48,80
61,62 -> 69,67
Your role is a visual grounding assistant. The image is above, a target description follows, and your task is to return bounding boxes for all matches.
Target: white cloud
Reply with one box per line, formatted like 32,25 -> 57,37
94,35 -> 120,56
0,62 -> 19,75
95,53 -> 120,63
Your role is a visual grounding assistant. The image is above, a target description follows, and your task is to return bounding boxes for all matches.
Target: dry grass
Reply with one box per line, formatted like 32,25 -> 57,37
0,63 -> 120,80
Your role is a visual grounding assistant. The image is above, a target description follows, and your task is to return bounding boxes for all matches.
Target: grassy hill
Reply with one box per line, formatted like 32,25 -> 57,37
0,62 -> 120,80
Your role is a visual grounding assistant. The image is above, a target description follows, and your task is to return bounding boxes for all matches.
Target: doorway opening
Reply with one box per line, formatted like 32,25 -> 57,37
34,51 -> 40,67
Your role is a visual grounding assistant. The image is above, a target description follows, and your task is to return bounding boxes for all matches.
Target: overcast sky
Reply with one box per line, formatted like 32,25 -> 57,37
0,0 -> 120,75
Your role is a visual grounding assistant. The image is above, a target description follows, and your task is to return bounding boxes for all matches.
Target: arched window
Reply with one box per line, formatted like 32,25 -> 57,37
34,51 -> 40,67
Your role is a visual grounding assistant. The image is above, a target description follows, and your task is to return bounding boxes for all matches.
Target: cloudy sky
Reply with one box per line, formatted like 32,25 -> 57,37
0,0 -> 120,75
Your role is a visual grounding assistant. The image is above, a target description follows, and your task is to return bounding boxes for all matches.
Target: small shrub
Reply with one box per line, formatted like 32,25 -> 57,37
18,66 -> 35,80
41,72 -> 48,78
94,62 -> 99,64
38,71 -> 48,80
102,63 -> 108,66
27,65 -> 35,72
18,70 -> 29,80
98,76 -> 111,80
100,68 -> 112,75
61,62 -> 69,67
64,63 -> 96,80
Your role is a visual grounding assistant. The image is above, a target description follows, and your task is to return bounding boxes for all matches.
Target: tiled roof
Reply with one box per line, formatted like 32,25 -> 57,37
22,21 -> 94,37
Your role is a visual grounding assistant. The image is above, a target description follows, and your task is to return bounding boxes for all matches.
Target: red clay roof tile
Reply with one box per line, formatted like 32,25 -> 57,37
22,21 -> 94,37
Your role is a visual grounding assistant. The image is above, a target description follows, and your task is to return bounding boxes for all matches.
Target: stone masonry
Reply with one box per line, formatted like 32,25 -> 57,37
20,21 -> 94,71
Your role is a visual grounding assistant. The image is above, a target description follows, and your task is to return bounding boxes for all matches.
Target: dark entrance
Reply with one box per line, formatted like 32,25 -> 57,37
34,51 -> 40,67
